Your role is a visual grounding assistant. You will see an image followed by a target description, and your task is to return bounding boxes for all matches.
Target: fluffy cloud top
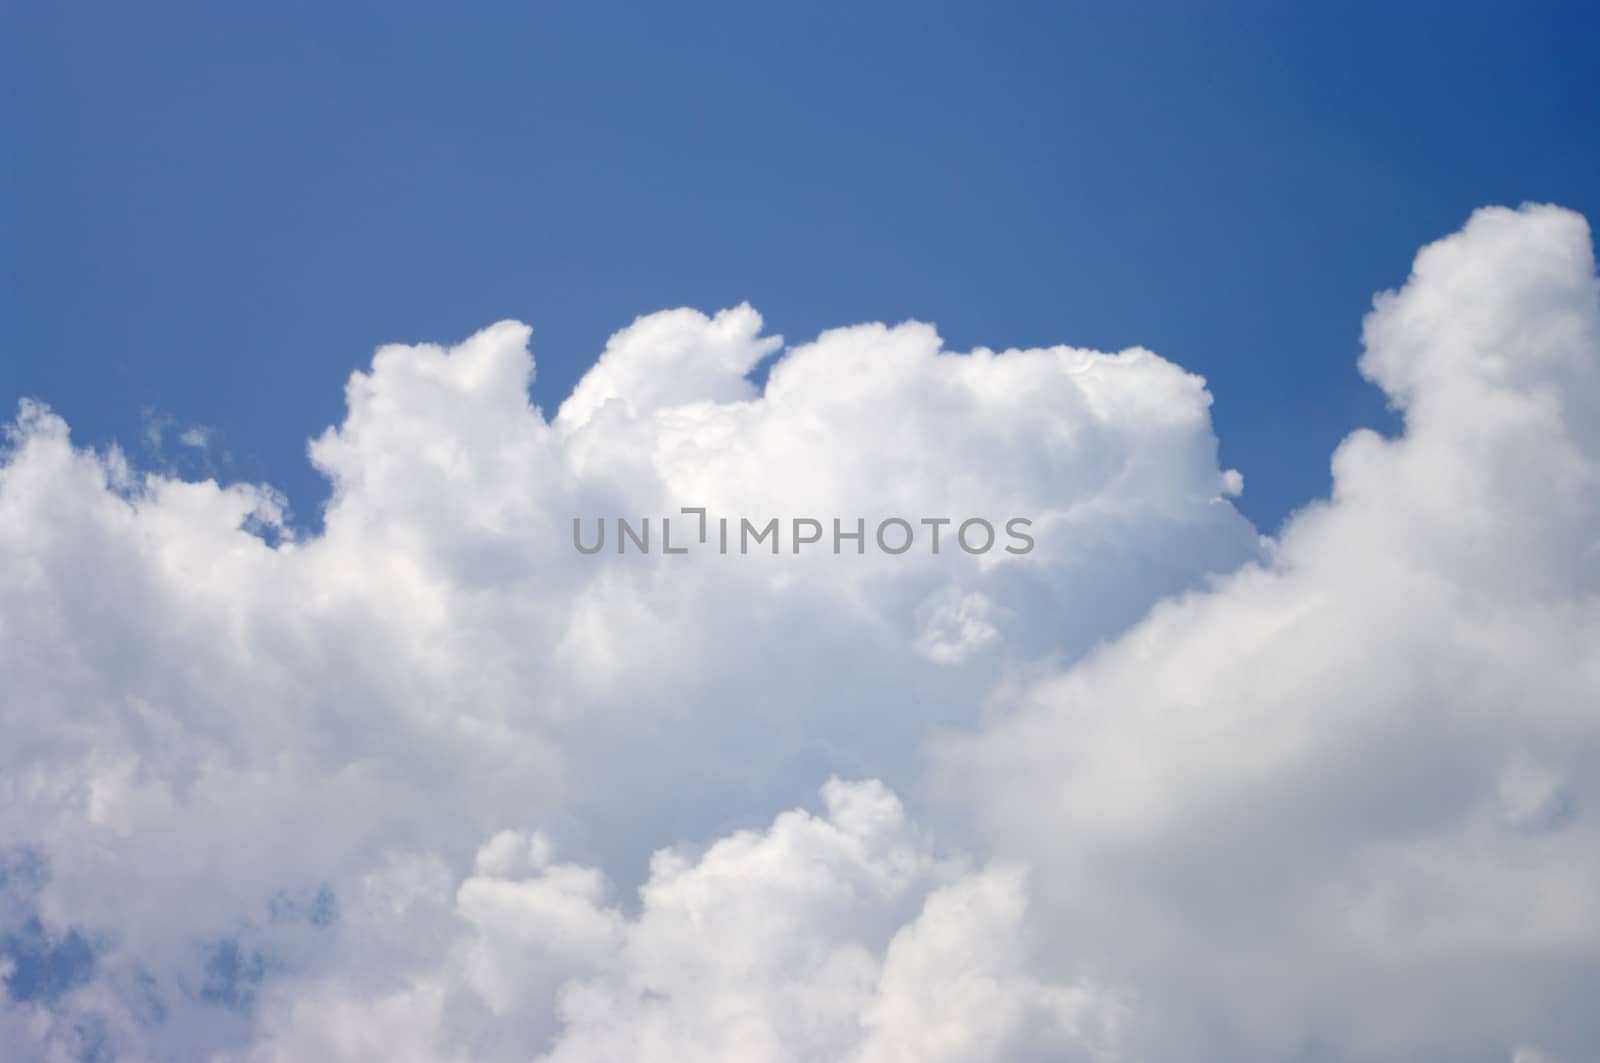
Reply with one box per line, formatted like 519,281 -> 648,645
2,204 -> 1597,1062
235,780 -> 1123,1063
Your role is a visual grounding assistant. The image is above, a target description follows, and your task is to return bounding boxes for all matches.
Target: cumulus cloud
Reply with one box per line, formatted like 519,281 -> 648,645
1,203 -> 1597,1062
229,780 -> 1124,1063
939,204 -> 1600,1062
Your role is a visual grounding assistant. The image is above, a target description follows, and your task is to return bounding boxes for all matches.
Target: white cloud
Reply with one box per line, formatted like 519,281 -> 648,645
2,204 -> 1597,1061
937,204 -> 1600,1061
228,780 -> 1123,1063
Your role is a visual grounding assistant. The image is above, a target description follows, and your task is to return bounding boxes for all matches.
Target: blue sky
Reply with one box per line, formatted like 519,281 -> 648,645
9,8 -> 1600,1058
5,1 -> 1599,532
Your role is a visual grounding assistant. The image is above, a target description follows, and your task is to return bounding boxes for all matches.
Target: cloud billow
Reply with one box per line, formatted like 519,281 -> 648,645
1,204 -> 1596,1062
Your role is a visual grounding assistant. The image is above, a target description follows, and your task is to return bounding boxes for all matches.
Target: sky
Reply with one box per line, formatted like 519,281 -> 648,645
6,1 -> 1598,532
7,6 -> 1600,1063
